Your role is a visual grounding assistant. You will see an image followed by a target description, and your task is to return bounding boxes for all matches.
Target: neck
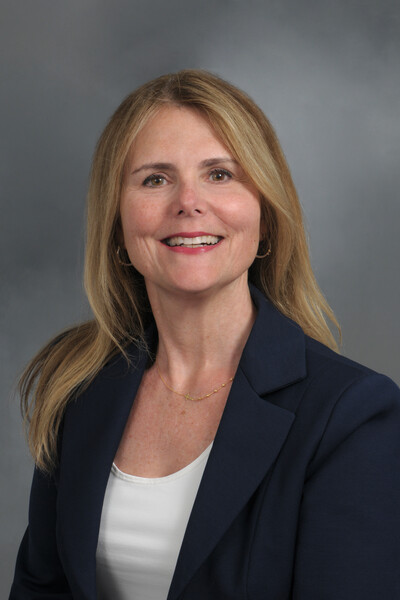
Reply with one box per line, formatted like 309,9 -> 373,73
146,278 -> 256,386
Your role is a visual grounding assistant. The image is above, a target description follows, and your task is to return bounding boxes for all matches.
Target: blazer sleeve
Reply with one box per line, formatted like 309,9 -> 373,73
292,372 -> 400,599
9,464 -> 73,599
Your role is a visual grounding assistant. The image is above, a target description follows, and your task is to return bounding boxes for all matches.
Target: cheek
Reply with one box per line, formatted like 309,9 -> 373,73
225,197 -> 261,238
120,202 -> 155,242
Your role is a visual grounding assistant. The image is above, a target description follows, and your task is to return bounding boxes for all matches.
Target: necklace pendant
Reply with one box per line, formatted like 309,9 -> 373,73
184,393 -> 192,401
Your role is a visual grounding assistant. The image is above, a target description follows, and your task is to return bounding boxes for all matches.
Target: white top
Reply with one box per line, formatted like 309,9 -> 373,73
96,443 -> 213,600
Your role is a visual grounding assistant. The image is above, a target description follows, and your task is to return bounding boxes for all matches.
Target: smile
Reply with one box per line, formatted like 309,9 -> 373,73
163,235 -> 222,247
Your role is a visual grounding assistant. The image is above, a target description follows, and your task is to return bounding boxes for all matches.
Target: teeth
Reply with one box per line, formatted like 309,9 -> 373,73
165,235 -> 221,247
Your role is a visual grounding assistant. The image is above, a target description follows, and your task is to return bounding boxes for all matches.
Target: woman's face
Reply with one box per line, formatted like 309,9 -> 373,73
120,105 -> 261,299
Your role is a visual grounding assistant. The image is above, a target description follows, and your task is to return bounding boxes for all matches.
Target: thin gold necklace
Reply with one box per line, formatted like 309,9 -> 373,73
155,364 -> 234,401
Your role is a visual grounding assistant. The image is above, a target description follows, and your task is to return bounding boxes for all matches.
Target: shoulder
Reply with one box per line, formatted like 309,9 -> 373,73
249,284 -> 399,415
303,334 -> 399,404
288,336 -> 400,474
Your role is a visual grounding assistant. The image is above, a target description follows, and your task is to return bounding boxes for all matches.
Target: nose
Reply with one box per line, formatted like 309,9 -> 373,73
172,180 -> 207,216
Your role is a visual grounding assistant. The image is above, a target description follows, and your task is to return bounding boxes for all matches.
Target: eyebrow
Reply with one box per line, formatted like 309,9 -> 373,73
130,157 -> 238,176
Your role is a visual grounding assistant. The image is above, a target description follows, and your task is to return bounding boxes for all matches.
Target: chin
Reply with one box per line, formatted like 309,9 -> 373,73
166,274 -> 247,298
171,281 -> 218,296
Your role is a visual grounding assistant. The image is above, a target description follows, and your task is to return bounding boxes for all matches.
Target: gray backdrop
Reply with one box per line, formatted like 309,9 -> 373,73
1,0 -> 399,593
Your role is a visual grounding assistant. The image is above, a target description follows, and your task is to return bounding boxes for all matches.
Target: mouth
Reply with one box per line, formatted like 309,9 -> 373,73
162,235 -> 223,248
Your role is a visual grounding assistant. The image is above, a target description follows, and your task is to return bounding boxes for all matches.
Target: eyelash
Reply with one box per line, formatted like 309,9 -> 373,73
142,168 -> 233,187
209,168 -> 233,182
142,174 -> 166,187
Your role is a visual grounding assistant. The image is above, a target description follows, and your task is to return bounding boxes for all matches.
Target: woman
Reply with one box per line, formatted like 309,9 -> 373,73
10,70 -> 400,599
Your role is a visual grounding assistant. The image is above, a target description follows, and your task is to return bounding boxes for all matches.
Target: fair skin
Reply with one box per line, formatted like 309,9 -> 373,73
114,105 -> 263,477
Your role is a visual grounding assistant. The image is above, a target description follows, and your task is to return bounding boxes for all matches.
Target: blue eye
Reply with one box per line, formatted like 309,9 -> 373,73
143,174 -> 166,187
209,168 -> 232,182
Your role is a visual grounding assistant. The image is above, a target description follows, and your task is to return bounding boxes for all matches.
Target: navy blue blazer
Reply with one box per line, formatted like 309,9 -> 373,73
10,286 -> 400,599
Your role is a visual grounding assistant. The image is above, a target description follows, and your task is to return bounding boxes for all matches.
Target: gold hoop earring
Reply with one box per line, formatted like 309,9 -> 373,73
116,246 -> 132,267
255,244 -> 271,259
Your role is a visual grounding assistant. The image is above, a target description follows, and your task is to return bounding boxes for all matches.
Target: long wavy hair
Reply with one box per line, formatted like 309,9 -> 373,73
20,69 -> 340,472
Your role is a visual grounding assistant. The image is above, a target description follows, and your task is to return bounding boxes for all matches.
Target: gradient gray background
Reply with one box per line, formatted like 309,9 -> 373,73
2,0 -> 399,593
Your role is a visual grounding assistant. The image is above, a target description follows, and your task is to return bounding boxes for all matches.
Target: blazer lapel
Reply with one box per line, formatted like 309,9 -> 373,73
167,286 -> 307,600
57,339 -> 151,599
166,369 -> 296,600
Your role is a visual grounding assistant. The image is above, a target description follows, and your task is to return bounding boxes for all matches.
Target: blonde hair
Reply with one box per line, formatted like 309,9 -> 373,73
20,69 -> 340,472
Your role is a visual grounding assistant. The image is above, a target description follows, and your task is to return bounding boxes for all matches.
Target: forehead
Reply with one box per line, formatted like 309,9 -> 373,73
128,105 -> 231,163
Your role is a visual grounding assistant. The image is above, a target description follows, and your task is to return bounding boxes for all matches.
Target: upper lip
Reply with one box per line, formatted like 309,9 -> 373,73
161,231 -> 223,240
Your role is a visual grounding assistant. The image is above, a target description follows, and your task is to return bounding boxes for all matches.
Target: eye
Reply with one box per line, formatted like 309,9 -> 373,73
209,168 -> 232,183
142,174 -> 167,187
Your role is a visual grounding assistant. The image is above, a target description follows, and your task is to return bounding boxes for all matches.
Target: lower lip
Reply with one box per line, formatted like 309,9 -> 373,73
161,239 -> 223,254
